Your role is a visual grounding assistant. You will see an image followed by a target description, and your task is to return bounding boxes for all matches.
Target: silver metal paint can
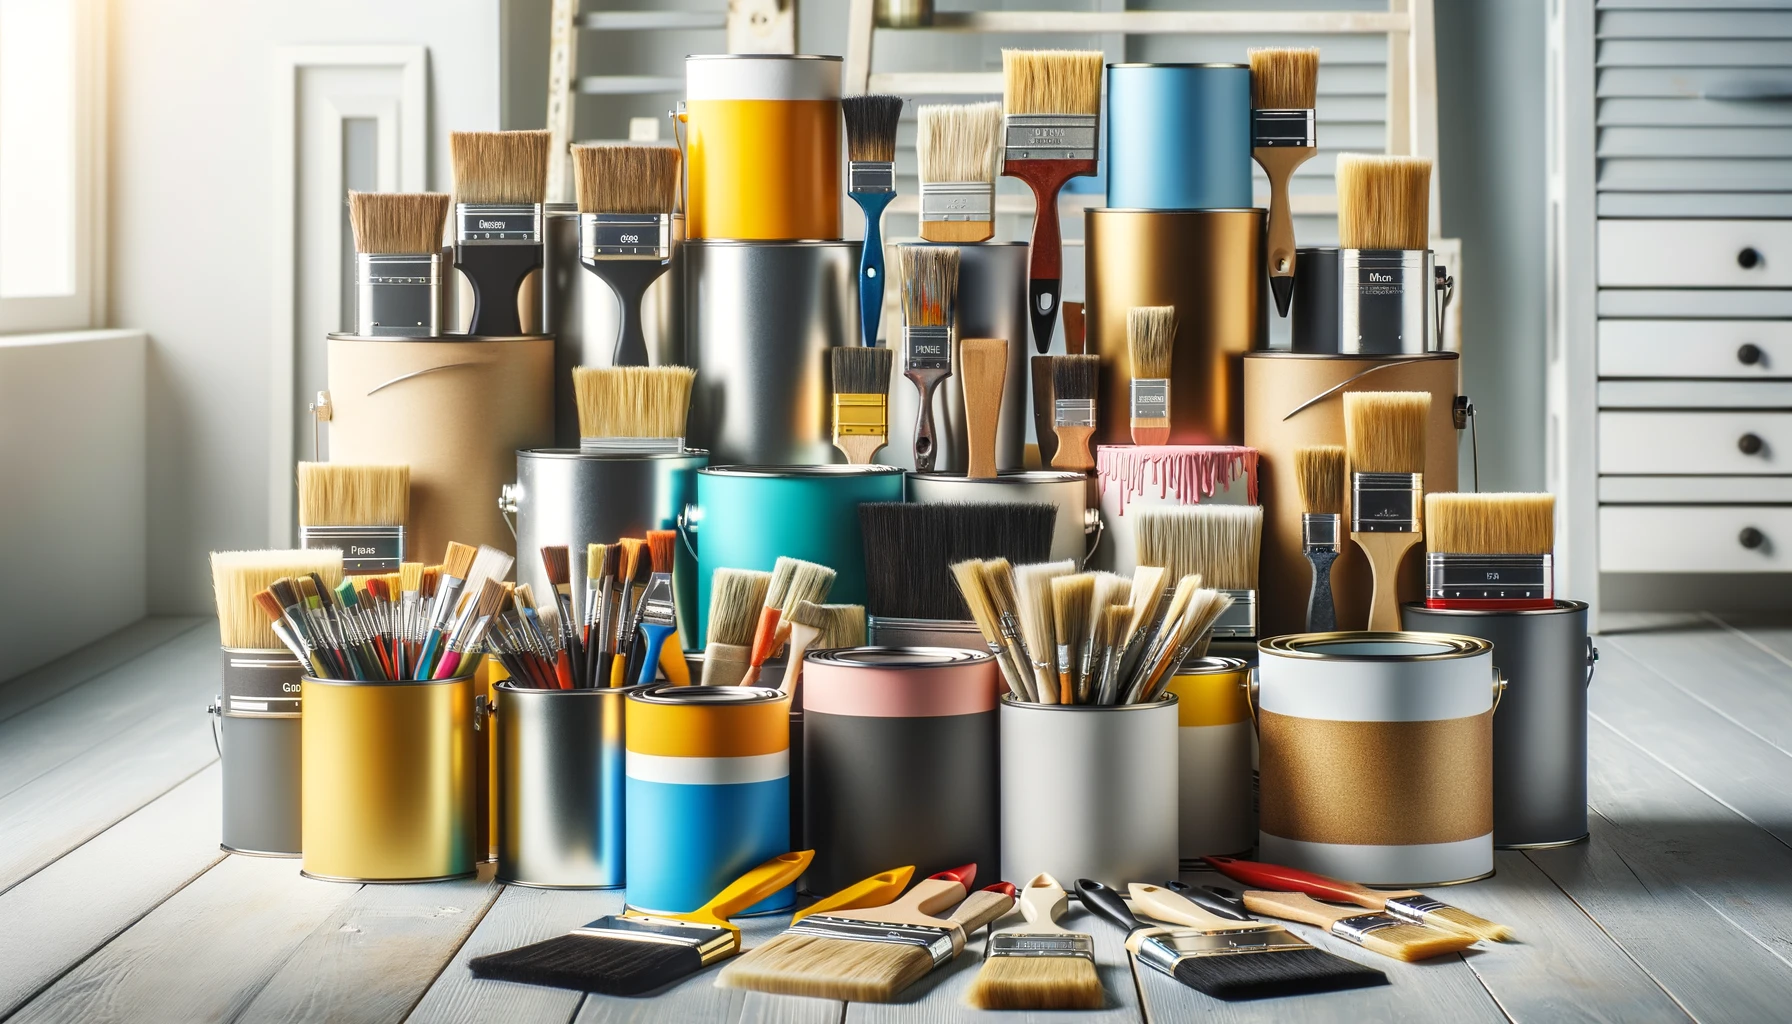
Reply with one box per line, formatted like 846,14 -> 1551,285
905,471 -> 1101,566
212,648 -> 304,857
684,239 -> 860,466
1402,601 -> 1594,849
1338,248 -> 1438,355
866,617 -> 985,651
883,241 -> 1030,474
999,695 -> 1179,886
495,682 -> 638,888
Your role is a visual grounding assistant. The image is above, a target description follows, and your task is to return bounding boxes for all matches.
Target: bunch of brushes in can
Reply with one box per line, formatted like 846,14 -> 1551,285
951,558 -> 1232,705
545,529 -> 689,690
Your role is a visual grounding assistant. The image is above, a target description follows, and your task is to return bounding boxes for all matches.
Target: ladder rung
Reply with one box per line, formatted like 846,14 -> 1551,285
868,71 -> 1002,95
579,75 -> 684,95
583,11 -> 726,31
904,10 -> 1409,34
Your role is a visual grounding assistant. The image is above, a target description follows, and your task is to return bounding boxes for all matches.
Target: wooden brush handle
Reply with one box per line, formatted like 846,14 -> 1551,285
1240,890 -> 1357,929
961,337 -> 1007,480
945,884 -> 1018,944
1204,855 -> 1392,909
780,622 -> 820,696
907,367 -> 950,473
1017,874 -> 1072,935
835,435 -> 886,466
1051,425 -> 1096,471
1253,147 -> 1314,318
1128,883 -> 1269,931
1006,160 -> 1087,353
1063,302 -> 1086,356
792,866 -> 915,923
685,851 -> 813,930
1352,532 -> 1421,631
1031,356 -> 1058,467
828,864 -> 976,926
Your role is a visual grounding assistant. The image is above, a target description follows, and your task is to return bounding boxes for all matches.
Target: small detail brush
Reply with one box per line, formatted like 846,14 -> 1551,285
844,94 -> 904,348
612,541 -> 654,686
1424,492 -> 1555,610
1013,559 -> 1075,702
295,462 -> 409,573
960,337 -> 1008,479
1206,855 -> 1514,942
1050,573 -> 1093,704
1295,445 -> 1345,631
900,244 -> 960,471
1127,306 -> 1175,445
1249,48 -> 1320,318
450,130 -> 550,336
1344,391 -> 1430,630
347,192 -> 451,337
632,530 -> 689,685
572,143 -> 680,366
1240,890 -> 1480,962
831,346 -> 895,465
917,101 -> 1001,244
572,365 -> 696,453
702,568 -> 771,687
1048,354 -> 1099,471
966,873 -> 1102,1011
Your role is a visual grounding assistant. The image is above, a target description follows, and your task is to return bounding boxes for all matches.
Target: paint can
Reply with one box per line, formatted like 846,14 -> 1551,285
802,648 -> 1000,893
495,683 -> 637,889
1401,601 -> 1594,848
1085,209 -> 1265,447
683,54 -> 841,241
1165,657 -> 1253,863
1095,445 -> 1258,575
685,465 -> 904,640
211,648 -> 304,857
1292,246 -> 1444,355
624,684 -> 792,914
866,617 -> 985,651
300,674 -> 479,883
1254,632 -> 1501,886
883,241 -> 1030,473
904,471 -> 1099,566
1106,63 -> 1252,210
1000,695 -> 1179,886
683,240 -> 859,466
324,334 -> 553,562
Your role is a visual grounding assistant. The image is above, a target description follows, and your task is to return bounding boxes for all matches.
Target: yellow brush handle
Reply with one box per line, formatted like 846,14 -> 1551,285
792,866 -> 916,923
1353,532 -> 1422,631
678,851 -> 813,931
659,639 -> 691,685
609,652 -> 627,687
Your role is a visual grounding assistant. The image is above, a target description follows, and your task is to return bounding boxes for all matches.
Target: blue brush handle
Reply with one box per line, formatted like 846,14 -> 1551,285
852,191 -> 897,348
636,622 -> 675,685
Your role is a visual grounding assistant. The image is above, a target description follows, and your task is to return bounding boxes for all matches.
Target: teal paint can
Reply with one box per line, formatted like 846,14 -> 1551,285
686,465 -> 906,640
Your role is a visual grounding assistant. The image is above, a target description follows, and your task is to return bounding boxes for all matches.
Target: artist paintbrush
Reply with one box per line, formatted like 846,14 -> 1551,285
844,94 -> 903,348
899,244 -> 959,473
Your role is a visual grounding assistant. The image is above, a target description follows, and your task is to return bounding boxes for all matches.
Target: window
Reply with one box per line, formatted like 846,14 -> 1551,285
0,0 -> 103,333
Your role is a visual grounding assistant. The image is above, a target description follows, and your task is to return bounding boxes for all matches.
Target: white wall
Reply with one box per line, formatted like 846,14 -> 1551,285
109,0 -> 504,613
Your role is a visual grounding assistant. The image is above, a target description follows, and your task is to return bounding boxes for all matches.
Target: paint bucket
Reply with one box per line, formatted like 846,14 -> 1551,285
504,449 -> 707,646
999,695 -> 1179,886
883,241 -> 1030,473
1401,601 -> 1594,848
1106,63 -> 1252,210
686,465 -> 904,640
495,683 -> 635,888
1292,246 -> 1444,356
1254,632 -> 1501,886
866,617 -> 985,651
802,648 -> 1001,893
300,674 -> 480,882
1085,209 -> 1265,447
683,240 -> 859,466
683,54 -> 841,241
211,648 -> 304,857
904,471 -> 1099,566
624,684 -> 792,914
1095,445 -> 1259,575
324,334 -> 553,562
1165,657 -> 1253,863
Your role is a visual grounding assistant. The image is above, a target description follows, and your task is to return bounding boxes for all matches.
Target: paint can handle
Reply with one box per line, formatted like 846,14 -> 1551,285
497,484 -> 520,541
1491,669 -> 1508,714
1585,637 -> 1599,688
677,503 -> 701,562
1081,507 -> 1104,569
1242,666 -> 1259,729
207,698 -> 222,756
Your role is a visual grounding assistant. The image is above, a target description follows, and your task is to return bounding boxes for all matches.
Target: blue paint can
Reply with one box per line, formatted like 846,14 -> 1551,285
1106,63 -> 1252,210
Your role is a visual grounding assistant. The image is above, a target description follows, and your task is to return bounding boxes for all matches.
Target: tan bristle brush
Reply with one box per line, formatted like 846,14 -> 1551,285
1013,559 -> 1075,703
347,192 -> 451,337
1344,391 -> 1430,631
1424,492 -> 1556,610
572,143 -> 681,366
1205,855 -> 1514,943
1126,306 -> 1174,445
572,365 -> 696,452
831,346 -> 895,465
702,568 -> 771,687
1296,445 -> 1346,631
450,130 -> 550,336
1049,354 -> 1099,471
1082,572 -> 1131,703
211,549 -> 344,653
966,874 -> 1103,1010
951,559 -> 1031,702
844,94 -> 904,348
1249,47 -> 1320,318
296,463 -> 409,575
1337,153 -> 1432,252
742,557 -> 838,685
960,337 -> 1008,479
1049,573 -> 1093,705
918,101 -> 1001,244
1240,891 -> 1479,961
900,245 -> 960,472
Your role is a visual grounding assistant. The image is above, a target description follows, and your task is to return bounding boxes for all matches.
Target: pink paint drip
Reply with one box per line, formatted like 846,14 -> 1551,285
1096,445 -> 1260,516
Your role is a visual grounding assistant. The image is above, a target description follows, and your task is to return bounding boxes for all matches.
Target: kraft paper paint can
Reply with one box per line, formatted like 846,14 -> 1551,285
1106,63 -> 1253,210
1165,657 -> 1254,863
212,648 -> 305,857
683,55 -> 841,241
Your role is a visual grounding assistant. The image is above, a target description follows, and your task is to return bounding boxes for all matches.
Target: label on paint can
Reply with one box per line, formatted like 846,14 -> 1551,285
300,524 -> 404,573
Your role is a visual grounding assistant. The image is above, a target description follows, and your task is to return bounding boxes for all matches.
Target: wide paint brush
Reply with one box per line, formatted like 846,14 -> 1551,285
899,245 -> 960,472
1424,492 -> 1555,610
450,130 -> 550,336
295,462 -> 409,574
1344,391 -> 1430,631
572,365 -> 696,453
843,95 -> 904,348
1249,48 -> 1320,318
347,192 -> 451,337
1205,855 -> 1514,942
571,143 -> 679,366
917,102 -> 1001,243
831,346 -> 895,465
966,873 -> 1102,1010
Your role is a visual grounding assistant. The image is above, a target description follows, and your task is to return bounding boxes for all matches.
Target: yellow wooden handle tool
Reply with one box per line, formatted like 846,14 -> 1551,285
791,866 -> 916,923
660,638 -> 691,685
673,850 -> 813,935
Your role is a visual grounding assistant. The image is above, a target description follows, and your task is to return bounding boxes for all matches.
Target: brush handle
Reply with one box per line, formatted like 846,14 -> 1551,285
683,851 -> 813,931
745,607 -> 782,682
960,338 -> 1007,480
456,244 -> 541,337
944,884 -> 1018,947
1352,532 -> 1422,631
699,642 -> 751,687
583,257 -> 670,367
1239,890 -> 1359,930
1164,880 -> 1253,922
635,622 -> 676,685
1030,356 -> 1058,467
1203,855 -> 1396,909
907,367 -> 951,472
659,631 -> 691,685
792,866 -> 916,923
1073,879 -> 1149,939
1063,301 -> 1086,356
780,622 -> 819,696
1305,547 -> 1339,632
853,191 -> 897,348
1253,147 -> 1313,319
1016,874 -> 1072,935
554,650 -> 575,689
1128,883 -> 1271,931
828,865 -> 976,926
1005,160 -> 1090,354
1051,425 -> 1096,471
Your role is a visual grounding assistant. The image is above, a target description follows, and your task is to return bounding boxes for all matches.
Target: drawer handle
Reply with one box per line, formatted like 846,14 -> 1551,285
1738,247 -> 1763,270
1739,343 -> 1764,366
1740,527 -> 1766,551
1740,433 -> 1766,456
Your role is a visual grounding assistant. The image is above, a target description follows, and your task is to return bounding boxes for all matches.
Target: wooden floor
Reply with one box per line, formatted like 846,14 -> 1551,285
5,613 -> 1792,1022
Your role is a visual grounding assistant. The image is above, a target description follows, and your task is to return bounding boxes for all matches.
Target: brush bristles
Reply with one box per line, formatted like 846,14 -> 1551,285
469,932 -> 702,996
769,558 -> 837,614
965,954 -> 1103,1010
901,245 -> 959,328
211,550 -> 344,648
1337,153 -> 1431,250
862,503 -> 1057,620
1050,573 -> 1093,653
1344,391 -> 1430,475
1014,560 -> 1075,686
1127,306 -> 1175,381
1357,924 -> 1476,962
1087,572 -> 1131,637
1295,446 -> 1345,516
572,365 -> 696,439
443,542 -> 478,581
1249,47 -> 1320,109
1002,50 -> 1103,115
401,562 -> 423,592
1424,493 -> 1554,555
450,130 -> 550,204
572,143 -> 680,215
832,346 -> 894,396
716,932 -> 935,1001
918,102 -> 1001,184
1134,505 -> 1263,591
1424,906 -> 1516,943
811,604 -> 867,648
647,530 -> 676,574
1172,946 -> 1387,1000
348,192 -> 450,255
540,545 -> 569,588
843,95 -> 904,163
1052,354 -> 1099,402
708,569 -> 772,646
296,463 -> 409,527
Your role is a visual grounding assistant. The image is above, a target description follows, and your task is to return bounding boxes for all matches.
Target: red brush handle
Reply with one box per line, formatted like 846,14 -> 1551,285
1202,855 -> 1376,902
932,863 -> 977,889
748,607 -> 782,667
982,881 -> 1018,898
1005,158 -> 1094,354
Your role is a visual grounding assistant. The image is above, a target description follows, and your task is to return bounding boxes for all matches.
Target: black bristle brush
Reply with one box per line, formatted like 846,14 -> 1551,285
858,502 -> 1058,621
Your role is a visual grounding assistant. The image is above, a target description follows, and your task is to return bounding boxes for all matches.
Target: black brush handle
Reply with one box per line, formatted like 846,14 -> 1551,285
1305,548 -> 1339,632
456,245 -> 541,337
584,258 -> 670,367
1201,886 -> 1249,913
1165,880 -> 1253,922
1075,879 -> 1147,937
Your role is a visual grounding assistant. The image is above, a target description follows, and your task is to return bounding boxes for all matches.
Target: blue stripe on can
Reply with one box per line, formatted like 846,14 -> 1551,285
624,775 -> 792,915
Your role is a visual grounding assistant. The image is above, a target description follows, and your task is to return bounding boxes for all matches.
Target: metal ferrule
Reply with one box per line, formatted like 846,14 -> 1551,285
579,435 -> 685,454
1302,512 -> 1340,552
637,573 -> 676,628
1427,553 -> 1553,602
1055,398 -> 1096,428
355,253 -> 441,337
1004,113 -> 1100,162
1352,472 -> 1421,532
579,211 -> 672,260
1136,926 -> 1310,977
920,181 -> 995,222
572,915 -> 736,966
787,915 -> 957,967
986,932 -> 1095,962
1252,108 -> 1316,148
833,392 -> 887,436
456,202 -> 543,244
1056,643 -> 1074,677
1213,589 -> 1258,638
1130,378 -> 1169,421
300,524 -> 404,574
905,325 -> 952,372
1331,913 -> 1407,944
1381,895 -> 1449,926
849,160 -> 896,193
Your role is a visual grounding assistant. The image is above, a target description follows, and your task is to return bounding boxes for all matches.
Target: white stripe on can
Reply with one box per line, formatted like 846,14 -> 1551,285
625,749 -> 789,786
1257,638 -> 1494,722
686,56 -> 840,102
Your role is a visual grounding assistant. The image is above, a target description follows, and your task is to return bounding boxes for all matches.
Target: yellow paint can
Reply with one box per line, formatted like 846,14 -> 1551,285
684,55 -> 841,241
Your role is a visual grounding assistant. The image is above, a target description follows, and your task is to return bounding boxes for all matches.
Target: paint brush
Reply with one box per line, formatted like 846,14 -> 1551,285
702,568 -> 771,687
584,543 -> 617,687
433,578 -> 508,681
1344,391 -> 1430,631
540,546 -> 580,687
765,556 -> 839,654
1031,356 -> 1058,468
631,529 -> 689,685
295,463 -> 409,574
212,550 -> 345,653
791,867 -> 916,924
572,365 -> 697,453
917,101 -> 1001,244
844,94 -> 904,348
1013,559 -> 1075,703
1050,573 -> 1093,704
347,192 -> 451,337
951,559 -> 1033,702
1127,306 -> 1174,445
960,337 -> 1008,479
415,542 -> 478,674
1337,153 -> 1432,252
967,873 -> 1102,1010
1296,445 -> 1345,631
1001,49 -> 1103,353
1239,890 -> 1479,962
1424,492 -> 1555,610
831,346 -> 894,465
862,502 -> 1056,625
1205,855 -> 1514,942
1081,572 -> 1131,703
1249,48 -> 1320,318
1048,354 -> 1099,471
1134,504 -> 1263,639
572,143 -> 680,366
450,130 -> 550,336
900,244 -> 960,472
610,540 -> 653,686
